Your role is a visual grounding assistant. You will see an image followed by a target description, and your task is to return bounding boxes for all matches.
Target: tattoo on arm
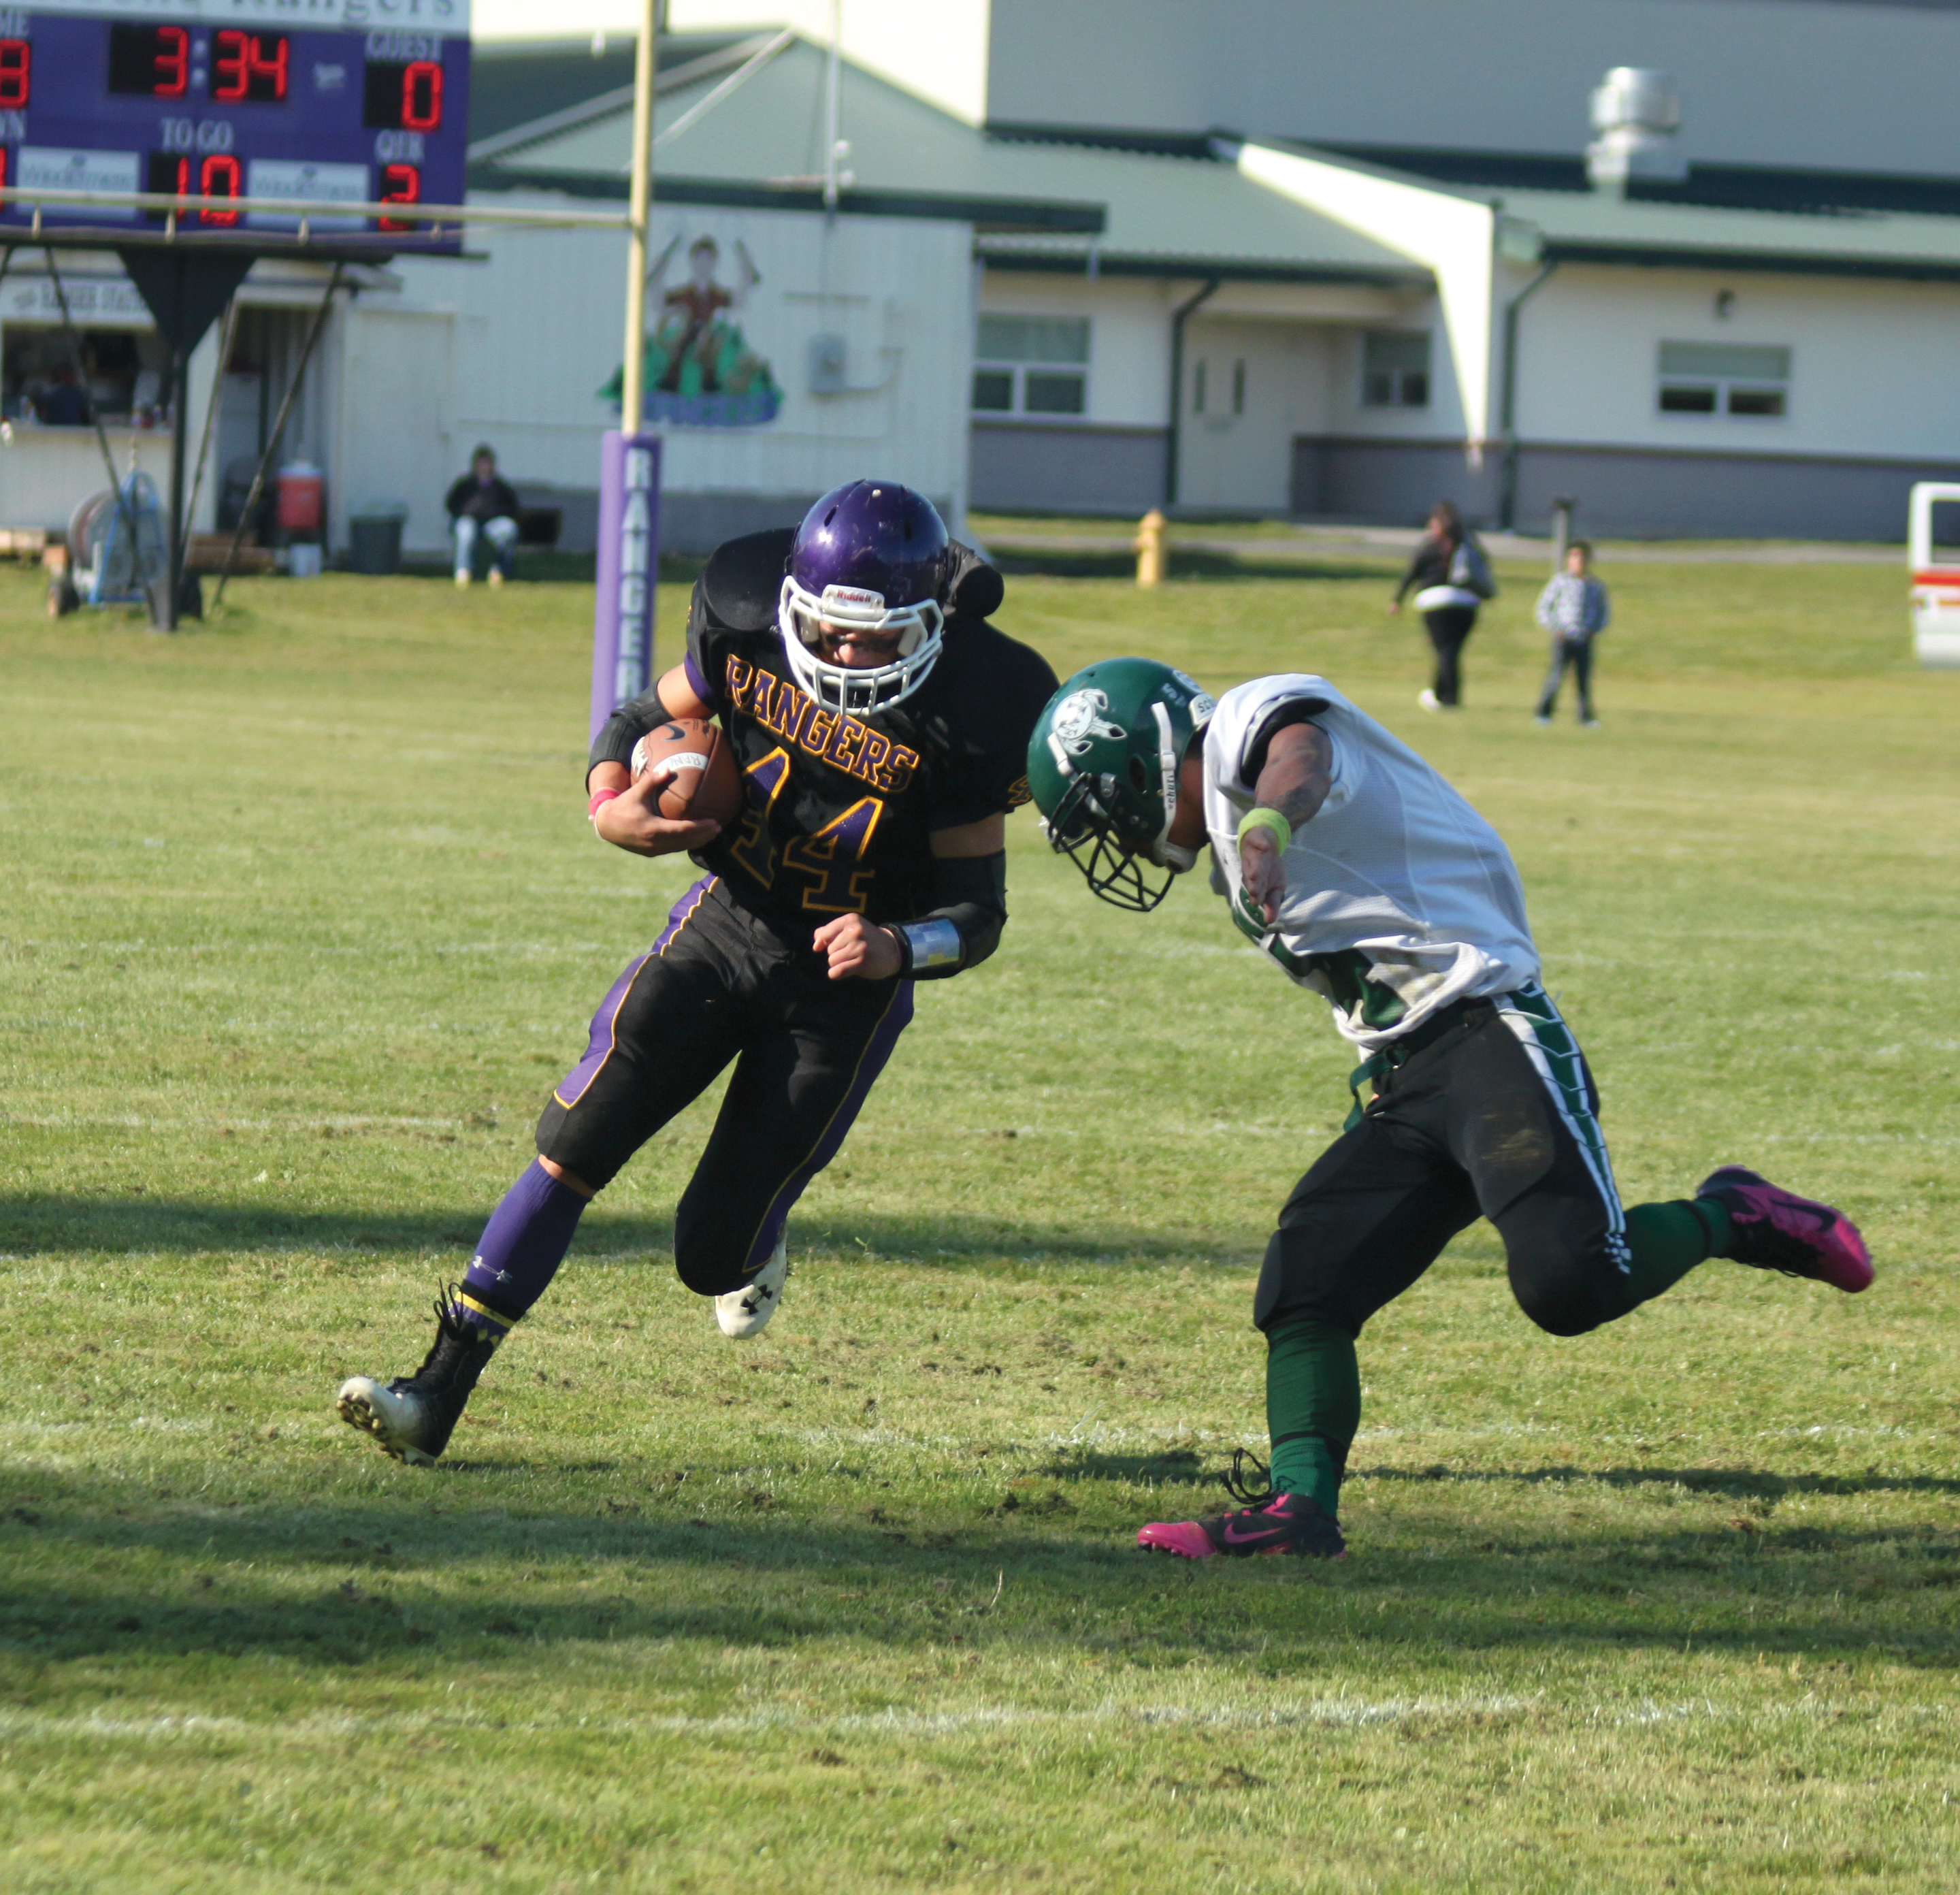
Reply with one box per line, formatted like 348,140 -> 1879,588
1252,722 -> 1333,829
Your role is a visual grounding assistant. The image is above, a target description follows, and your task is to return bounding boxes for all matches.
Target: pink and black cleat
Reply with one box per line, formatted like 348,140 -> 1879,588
1138,1490 -> 1347,1561
1698,1166 -> 1873,1293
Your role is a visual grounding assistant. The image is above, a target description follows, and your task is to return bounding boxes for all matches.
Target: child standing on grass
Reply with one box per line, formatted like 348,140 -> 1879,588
1534,540 -> 1611,726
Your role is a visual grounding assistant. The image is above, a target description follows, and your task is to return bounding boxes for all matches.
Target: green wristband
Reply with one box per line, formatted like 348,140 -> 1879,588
1237,805 -> 1292,851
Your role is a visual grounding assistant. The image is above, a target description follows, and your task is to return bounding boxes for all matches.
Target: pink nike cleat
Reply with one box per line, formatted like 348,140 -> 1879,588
1138,1489 -> 1346,1560
1698,1166 -> 1873,1293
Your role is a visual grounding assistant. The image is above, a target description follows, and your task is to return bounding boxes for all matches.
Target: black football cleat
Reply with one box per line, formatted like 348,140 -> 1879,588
336,1284 -> 501,1466
1697,1166 -> 1873,1293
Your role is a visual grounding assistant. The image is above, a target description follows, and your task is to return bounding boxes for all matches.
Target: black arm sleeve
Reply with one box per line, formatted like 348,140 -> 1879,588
892,851 -> 1007,981
1243,698 -> 1329,783
586,678 -> 676,779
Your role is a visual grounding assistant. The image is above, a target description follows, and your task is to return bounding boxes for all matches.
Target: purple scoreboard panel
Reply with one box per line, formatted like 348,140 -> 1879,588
0,0 -> 470,251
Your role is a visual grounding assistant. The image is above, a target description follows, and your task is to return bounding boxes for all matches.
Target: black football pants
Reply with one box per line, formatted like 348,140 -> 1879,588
1254,987 -> 1639,1342
534,875 -> 913,1295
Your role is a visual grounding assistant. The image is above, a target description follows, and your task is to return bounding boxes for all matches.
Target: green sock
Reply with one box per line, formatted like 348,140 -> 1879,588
1622,1197 -> 1733,1304
1263,1314 -> 1360,1515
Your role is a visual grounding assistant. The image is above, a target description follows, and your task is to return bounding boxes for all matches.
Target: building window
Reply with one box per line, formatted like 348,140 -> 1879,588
1657,341 -> 1789,417
4,324 -> 161,426
973,314 -> 1089,417
1361,329 -> 1430,408
1196,357 -> 1245,417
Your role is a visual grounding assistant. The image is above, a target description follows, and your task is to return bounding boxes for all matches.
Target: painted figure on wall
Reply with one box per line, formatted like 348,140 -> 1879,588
601,230 -> 783,427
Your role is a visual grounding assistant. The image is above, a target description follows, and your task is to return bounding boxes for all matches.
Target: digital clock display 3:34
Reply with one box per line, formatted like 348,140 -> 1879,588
0,4 -> 470,245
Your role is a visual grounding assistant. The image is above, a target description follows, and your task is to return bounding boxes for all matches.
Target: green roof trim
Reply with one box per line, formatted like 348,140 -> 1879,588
978,250 -> 1428,287
1541,240 -> 1960,284
470,163 -> 1104,233
472,37 -> 1414,282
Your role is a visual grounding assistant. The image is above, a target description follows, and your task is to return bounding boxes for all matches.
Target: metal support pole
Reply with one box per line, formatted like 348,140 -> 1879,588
45,247 -> 146,617
184,293 -> 240,564
1550,496 -> 1575,568
214,262 -> 343,606
164,341 -> 189,627
1164,276 -> 1219,508
619,0 -> 659,435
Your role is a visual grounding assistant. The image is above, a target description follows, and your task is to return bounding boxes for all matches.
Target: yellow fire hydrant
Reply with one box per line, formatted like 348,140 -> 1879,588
1134,508 -> 1167,587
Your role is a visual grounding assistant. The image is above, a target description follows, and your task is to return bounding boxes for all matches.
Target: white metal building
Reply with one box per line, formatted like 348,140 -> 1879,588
466,13 -> 1960,540
18,5 -> 1960,550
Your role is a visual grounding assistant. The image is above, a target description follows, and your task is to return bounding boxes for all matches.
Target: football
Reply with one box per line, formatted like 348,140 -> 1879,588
630,717 -> 743,824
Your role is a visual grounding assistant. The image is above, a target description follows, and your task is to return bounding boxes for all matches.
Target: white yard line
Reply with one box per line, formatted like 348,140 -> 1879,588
0,1694 -> 1929,1747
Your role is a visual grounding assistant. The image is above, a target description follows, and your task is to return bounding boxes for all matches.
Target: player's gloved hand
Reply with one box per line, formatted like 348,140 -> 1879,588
814,913 -> 903,982
1239,824 -> 1288,926
592,768 -> 722,857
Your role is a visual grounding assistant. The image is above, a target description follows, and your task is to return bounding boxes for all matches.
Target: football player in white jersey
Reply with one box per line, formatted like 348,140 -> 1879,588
1027,659 -> 1872,1562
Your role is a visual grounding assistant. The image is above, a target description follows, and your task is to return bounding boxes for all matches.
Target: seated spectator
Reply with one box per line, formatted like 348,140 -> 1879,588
35,366 -> 91,428
445,444 -> 521,588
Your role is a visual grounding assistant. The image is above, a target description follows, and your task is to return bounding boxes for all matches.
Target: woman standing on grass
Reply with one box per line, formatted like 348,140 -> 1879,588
1388,501 -> 1494,712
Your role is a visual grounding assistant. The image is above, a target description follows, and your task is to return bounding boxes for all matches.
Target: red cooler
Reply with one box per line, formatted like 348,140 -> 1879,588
276,464 -> 324,536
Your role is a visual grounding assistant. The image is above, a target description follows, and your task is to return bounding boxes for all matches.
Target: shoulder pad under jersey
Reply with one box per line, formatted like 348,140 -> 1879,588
928,619 -> 1060,748
702,526 -> 796,632
946,540 -> 1004,621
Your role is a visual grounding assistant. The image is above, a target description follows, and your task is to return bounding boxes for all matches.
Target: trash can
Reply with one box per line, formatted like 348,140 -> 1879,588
348,502 -> 409,575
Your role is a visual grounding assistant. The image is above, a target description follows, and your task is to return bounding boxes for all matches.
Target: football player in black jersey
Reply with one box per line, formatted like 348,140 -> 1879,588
336,481 -> 1058,1465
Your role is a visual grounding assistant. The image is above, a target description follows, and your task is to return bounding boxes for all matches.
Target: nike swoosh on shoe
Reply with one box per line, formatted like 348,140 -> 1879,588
1220,1523 -> 1289,1547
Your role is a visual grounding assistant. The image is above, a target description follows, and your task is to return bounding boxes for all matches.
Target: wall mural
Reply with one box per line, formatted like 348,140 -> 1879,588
601,233 -> 783,428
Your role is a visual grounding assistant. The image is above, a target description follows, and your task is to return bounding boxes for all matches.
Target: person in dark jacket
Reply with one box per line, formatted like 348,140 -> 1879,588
35,364 -> 91,427
445,444 -> 522,587
1388,501 -> 1492,711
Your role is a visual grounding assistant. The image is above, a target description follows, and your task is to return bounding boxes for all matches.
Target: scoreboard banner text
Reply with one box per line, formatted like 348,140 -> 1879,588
5,0 -> 466,35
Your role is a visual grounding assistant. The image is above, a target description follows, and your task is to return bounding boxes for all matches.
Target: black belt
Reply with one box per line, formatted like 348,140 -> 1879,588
1344,996 -> 1488,1124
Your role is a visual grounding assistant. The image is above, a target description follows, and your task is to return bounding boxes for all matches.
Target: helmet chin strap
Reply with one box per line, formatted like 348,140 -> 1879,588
1145,700 -> 1197,872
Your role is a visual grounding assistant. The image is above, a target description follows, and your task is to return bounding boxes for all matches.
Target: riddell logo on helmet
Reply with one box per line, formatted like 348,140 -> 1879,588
819,585 -> 886,612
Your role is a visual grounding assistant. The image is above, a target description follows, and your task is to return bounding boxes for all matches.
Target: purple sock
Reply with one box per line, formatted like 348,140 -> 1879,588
455,1161 -> 588,1337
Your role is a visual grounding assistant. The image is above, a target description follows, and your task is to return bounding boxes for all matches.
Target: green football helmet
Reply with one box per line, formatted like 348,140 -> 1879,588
1026,657 -> 1216,910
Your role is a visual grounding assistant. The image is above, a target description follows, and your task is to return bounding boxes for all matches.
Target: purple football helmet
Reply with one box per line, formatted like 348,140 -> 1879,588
778,479 -> 953,713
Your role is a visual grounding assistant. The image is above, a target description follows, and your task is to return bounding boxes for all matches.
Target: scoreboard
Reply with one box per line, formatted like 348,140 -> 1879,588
0,0 -> 470,250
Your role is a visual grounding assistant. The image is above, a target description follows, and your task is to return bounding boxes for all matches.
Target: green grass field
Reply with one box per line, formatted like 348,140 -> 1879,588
3,547 -> 1959,1893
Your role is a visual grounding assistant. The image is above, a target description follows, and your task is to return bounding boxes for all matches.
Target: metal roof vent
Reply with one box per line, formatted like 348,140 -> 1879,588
1586,67 -> 1686,191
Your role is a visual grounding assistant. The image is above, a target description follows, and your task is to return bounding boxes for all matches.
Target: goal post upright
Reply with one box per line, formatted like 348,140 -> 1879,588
621,0 -> 657,440
591,0 -> 662,743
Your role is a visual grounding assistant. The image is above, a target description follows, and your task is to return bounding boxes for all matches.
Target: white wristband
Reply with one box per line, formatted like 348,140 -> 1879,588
899,918 -> 964,971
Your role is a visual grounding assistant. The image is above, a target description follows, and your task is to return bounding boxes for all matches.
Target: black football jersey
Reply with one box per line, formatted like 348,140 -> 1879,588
598,528 -> 1058,937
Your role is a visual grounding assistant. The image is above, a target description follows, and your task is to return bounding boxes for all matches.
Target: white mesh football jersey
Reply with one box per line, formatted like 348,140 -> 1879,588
1201,675 -> 1539,1049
